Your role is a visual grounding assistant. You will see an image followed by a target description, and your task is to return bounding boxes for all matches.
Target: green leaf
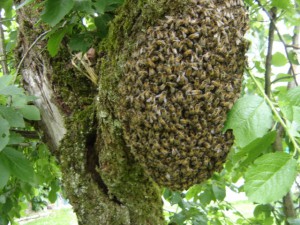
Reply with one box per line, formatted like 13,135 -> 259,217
170,212 -> 186,225
292,106 -> 300,124
253,204 -> 272,218
212,184 -> 226,201
94,14 -> 114,38
0,106 -> 25,128
272,52 -> 288,67
186,184 -> 202,200
0,75 -> 13,89
11,94 -> 33,108
0,0 -> 13,16
279,87 -> 300,121
192,214 -> 208,224
41,0 -> 74,27
169,192 -> 183,205
286,87 -> 300,106
224,95 -> 273,147
47,28 -> 68,57
69,35 -> 90,52
0,85 -> 24,96
8,132 -> 25,145
199,186 -> 214,206
244,152 -> 297,204
163,188 -> 172,200
19,105 -> 40,121
234,131 -> 277,166
286,120 -> 300,138
288,50 -> 300,65
73,0 -> 94,13
1,147 -> 35,183
48,180 -> 60,203
271,0 -> 292,9
0,116 -> 10,152
0,156 -> 10,189
93,0 -> 123,14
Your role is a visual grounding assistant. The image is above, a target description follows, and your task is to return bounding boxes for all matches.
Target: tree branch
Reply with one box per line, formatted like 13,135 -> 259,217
282,4 -> 300,223
0,14 -> 9,75
255,0 -> 299,86
260,2 -> 299,223
265,7 -> 276,97
10,129 -> 40,139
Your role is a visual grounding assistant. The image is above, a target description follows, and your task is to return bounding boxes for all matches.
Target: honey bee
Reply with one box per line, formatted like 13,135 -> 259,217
189,32 -> 200,39
177,130 -> 185,139
222,102 -> 233,109
147,58 -> 156,68
152,141 -> 160,149
151,56 -> 160,62
180,119 -> 189,125
159,83 -> 166,91
172,147 -> 180,156
184,49 -> 193,57
165,173 -> 171,180
179,26 -> 189,34
211,80 -> 221,88
189,90 -> 202,95
213,98 -> 220,107
156,40 -> 166,46
164,65 -> 172,74
207,134 -> 213,142
175,91 -> 184,103
176,73 -> 188,85
158,117 -> 167,126
153,123 -> 160,131
216,124 -> 224,133
158,52 -> 165,61
151,85 -> 159,94
156,92 -> 167,104
148,68 -> 155,76
185,39 -> 194,48
161,139 -> 169,148
195,103 -> 202,113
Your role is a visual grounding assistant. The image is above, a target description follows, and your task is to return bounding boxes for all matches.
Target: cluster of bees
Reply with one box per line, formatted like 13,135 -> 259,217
119,0 -> 249,190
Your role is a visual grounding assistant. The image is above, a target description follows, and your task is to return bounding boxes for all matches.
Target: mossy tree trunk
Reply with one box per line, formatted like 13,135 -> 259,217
15,0 -> 248,224
16,0 -> 168,224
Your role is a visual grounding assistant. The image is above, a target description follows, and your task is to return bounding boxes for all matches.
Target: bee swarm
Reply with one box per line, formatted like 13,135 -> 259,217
119,0 -> 248,190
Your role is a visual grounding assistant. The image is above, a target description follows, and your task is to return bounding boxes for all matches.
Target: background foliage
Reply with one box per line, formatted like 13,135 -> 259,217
0,0 -> 299,224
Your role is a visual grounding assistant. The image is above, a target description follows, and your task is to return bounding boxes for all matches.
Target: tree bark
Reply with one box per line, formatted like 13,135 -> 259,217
15,0 -> 248,224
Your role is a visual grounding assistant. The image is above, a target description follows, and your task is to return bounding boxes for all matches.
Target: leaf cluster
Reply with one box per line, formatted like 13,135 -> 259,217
20,0 -> 124,56
0,75 -> 61,224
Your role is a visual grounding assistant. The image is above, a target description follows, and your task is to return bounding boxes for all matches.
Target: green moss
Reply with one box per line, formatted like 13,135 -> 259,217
50,50 -> 96,115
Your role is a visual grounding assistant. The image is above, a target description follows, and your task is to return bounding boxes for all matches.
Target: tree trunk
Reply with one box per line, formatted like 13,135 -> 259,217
16,1 -> 164,224
15,0 -> 248,224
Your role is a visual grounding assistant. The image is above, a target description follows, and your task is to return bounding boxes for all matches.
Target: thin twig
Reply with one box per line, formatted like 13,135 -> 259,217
286,44 -> 300,49
271,73 -> 300,84
255,0 -> 299,86
14,30 -> 50,79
